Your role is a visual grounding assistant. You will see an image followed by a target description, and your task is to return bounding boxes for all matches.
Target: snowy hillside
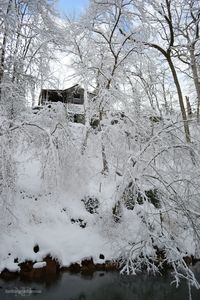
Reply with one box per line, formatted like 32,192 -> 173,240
0,103 -> 200,288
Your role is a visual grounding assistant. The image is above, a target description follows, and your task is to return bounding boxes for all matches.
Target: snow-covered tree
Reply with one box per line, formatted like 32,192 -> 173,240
0,0 -> 59,118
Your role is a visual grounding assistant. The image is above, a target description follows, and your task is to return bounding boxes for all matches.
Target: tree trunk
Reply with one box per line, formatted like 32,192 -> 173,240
101,138 -> 109,175
167,56 -> 191,143
0,33 -> 6,102
189,47 -> 200,122
0,0 -> 13,102
185,96 -> 192,118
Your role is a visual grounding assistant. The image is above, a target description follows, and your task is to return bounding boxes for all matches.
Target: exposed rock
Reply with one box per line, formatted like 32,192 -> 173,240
33,244 -> 39,253
19,260 -> 35,280
81,258 -> 95,275
183,255 -> 198,266
99,254 -> 105,260
104,261 -> 119,271
95,263 -> 106,271
2,254 -> 198,282
18,256 -> 59,280
71,218 -> 86,228
61,263 -> 81,273
43,255 -> 59,275
0,269 -> 18,280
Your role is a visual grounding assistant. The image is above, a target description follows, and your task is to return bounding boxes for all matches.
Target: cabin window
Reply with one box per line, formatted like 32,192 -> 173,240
74,93 -> 81,99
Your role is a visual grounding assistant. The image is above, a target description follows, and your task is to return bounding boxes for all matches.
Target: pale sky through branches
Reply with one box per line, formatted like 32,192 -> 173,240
58,0 -> 88,14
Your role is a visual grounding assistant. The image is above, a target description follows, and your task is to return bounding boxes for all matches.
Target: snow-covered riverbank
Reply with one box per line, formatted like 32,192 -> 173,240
0,105 -> 200,289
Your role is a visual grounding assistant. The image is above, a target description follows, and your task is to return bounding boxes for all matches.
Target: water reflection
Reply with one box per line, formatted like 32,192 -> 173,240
0,268 -> 200,300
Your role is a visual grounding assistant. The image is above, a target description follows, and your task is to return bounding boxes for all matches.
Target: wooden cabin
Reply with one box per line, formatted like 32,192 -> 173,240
38,84 -> 84,105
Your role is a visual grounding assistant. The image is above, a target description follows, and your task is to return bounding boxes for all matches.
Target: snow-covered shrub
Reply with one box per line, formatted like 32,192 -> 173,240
122,181 -> 143,210
121,181 -> 161,210
145,189 -> 160,209
81,196 -> 100,214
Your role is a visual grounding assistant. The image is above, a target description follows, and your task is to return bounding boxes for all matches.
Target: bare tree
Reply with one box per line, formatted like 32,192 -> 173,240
172,0 -> 200,121
117,0 -> 192,142
0,0 -> 59,118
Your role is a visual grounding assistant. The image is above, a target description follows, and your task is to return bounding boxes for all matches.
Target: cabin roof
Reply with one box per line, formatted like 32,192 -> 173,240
40,84 -> 79,93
